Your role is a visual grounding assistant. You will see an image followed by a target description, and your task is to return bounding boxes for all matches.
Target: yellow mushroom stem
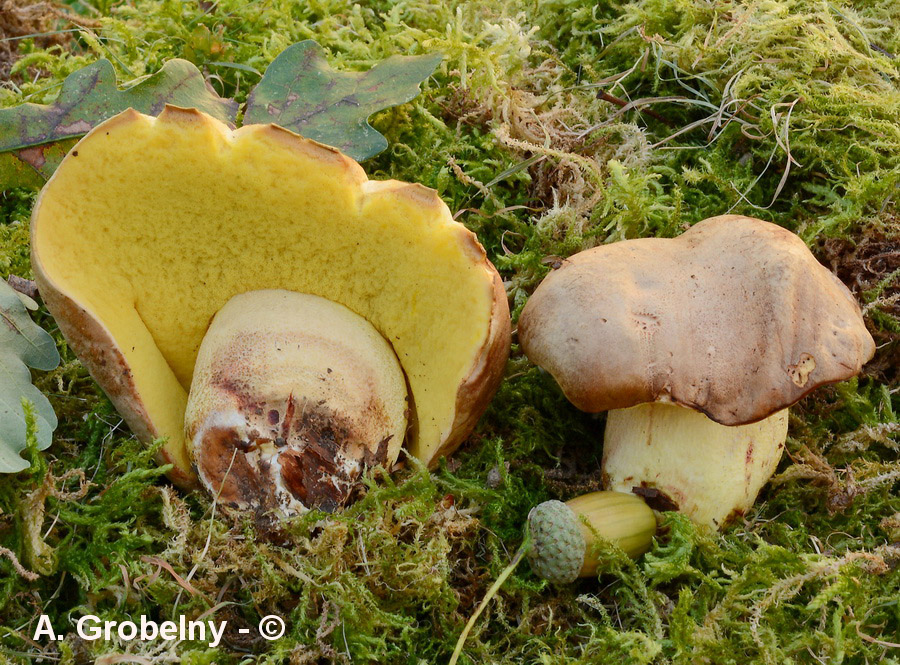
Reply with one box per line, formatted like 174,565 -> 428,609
602,403 -> 788,529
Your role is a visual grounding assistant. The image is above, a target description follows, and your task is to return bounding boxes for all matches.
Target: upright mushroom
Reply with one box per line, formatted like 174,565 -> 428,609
519,215 -> 874,528
31,106 -> 510,514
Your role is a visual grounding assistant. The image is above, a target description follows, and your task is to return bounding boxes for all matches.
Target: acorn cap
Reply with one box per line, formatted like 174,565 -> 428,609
527,500 -> 585,584
519,215 -> 875,426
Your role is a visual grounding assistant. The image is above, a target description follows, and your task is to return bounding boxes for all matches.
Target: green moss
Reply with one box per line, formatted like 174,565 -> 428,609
0,195 -> 32,279
535,0 -> 899,238
1,0 -> 898,662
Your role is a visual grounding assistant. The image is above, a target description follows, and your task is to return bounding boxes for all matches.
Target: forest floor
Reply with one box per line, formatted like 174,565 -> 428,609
0,0 -> 898,663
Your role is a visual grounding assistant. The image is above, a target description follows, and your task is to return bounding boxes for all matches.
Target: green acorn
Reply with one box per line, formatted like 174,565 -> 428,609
449,491 -> 657,664
527,492 -> 657,584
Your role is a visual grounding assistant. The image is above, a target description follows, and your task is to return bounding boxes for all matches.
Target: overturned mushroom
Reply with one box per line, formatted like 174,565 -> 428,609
519,215 -> 874,528
31,106 -> 510,513
185,290 -> 408,514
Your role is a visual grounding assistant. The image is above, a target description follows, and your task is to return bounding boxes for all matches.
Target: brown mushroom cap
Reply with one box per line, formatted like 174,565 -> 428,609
519,215 -> 875,425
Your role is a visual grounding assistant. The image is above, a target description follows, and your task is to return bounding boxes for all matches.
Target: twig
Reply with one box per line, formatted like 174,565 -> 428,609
448,534 -> 531,665
596,90 -> 676,127
856,623 -> 900,648
139,555 -> 209,602
0,546 -> 39,581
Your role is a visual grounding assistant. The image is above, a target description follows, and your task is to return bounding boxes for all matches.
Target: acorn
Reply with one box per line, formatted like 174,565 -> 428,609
449,491 -> 657,665
528,491 -> 657,584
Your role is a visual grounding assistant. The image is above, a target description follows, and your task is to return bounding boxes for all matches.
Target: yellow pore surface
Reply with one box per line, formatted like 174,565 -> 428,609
32,108 -> 495,475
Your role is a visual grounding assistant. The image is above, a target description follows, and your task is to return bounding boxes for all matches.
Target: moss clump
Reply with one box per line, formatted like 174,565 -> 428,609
536,0 -> 899,238
1,0 -> 898,662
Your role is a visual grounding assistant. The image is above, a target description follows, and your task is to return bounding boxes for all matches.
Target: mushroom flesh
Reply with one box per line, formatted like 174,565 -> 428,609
31,106 -> 510,514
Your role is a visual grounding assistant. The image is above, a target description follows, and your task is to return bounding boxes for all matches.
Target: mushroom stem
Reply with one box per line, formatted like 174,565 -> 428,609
602,403 -> 788,529
184,290 -> 408,517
